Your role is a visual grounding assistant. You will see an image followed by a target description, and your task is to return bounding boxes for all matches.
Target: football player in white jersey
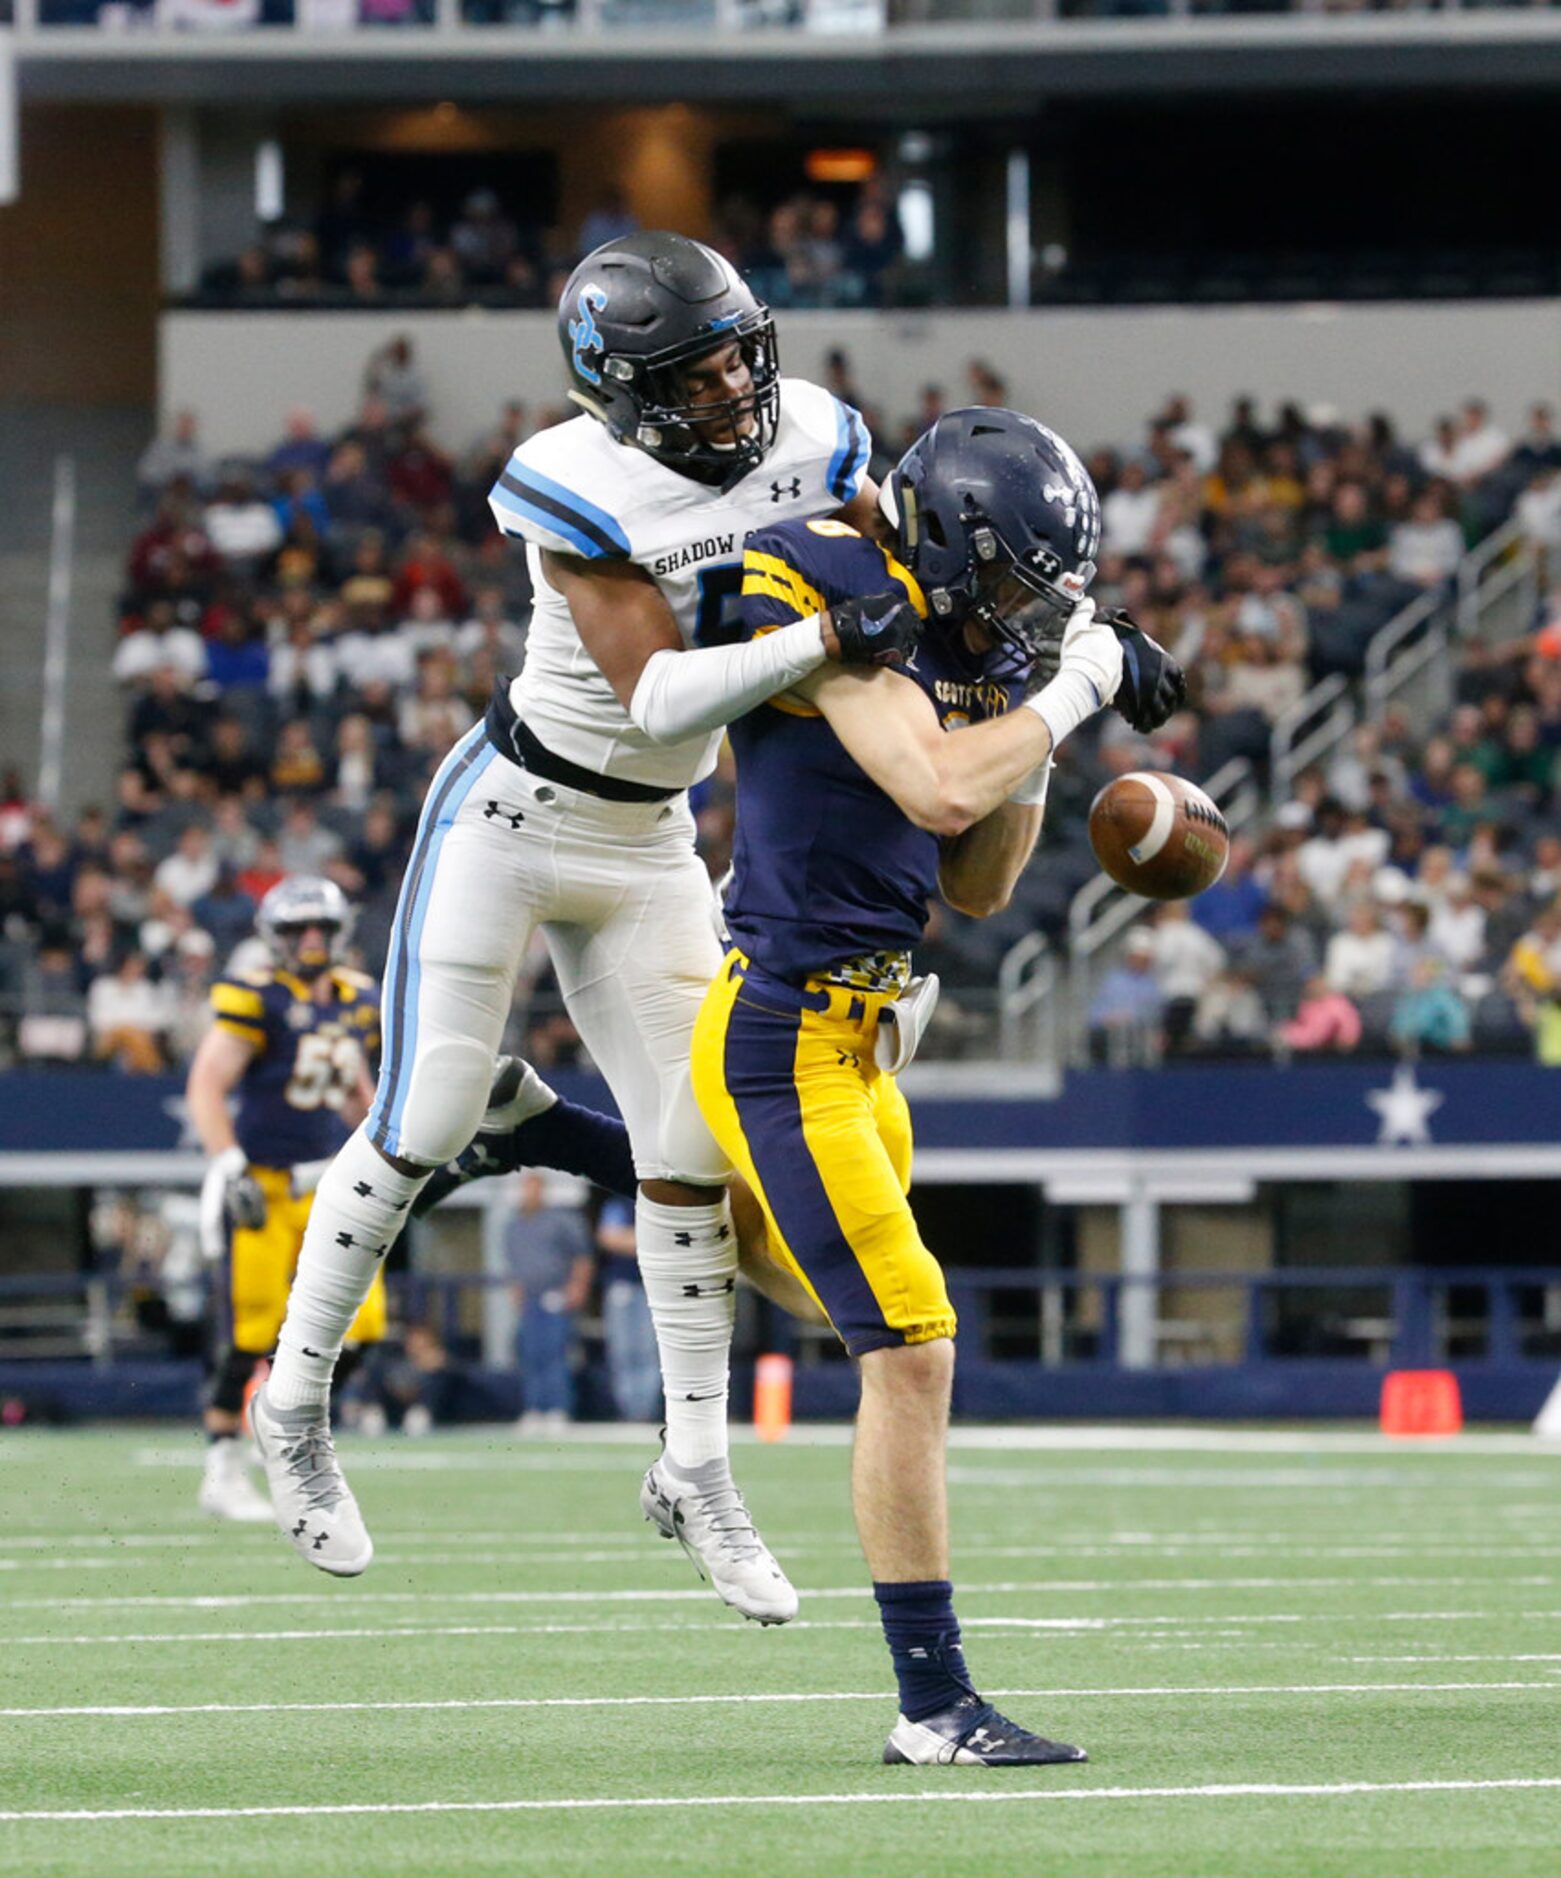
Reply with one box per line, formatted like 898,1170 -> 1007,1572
252,232 -> 913,1617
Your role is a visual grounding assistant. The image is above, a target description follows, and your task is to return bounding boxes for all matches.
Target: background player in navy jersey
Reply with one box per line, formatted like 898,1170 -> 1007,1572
187,877 -> 386,1523
689,408 -> 1184,1765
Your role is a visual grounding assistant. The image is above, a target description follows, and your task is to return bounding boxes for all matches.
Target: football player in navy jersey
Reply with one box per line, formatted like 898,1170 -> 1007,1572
188,877 -> 385,1523
689,408 -> 1184,1765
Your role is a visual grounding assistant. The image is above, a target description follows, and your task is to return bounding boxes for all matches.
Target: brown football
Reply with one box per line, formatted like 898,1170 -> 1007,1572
1088,771 -> 1230,901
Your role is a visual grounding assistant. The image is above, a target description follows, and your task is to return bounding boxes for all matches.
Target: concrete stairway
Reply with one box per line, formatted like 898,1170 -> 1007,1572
0,405 -> 149,815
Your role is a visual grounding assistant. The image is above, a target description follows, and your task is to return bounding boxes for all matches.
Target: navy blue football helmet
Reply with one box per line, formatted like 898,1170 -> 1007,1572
886,408 -> 1102,676
557,231 -> 780,490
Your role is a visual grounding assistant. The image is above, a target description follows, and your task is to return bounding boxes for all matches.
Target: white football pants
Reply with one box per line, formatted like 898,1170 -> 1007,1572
366,722 -> 729,1186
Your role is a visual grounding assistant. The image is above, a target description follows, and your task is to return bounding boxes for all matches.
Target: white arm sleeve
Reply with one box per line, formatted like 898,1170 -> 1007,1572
627,615 -> 828,744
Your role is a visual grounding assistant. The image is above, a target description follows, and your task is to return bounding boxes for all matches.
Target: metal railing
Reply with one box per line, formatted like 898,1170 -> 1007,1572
994,931 -> 1055,1064
35,454 -> 75,813
4,1262 -> 1558,1376
1270,669 -> 1354,801
1362,584 -> 1451,730
1457,511 -> 1543,646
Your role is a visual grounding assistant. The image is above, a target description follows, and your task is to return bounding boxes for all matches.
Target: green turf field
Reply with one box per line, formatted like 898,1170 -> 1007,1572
1,1424 -> 1558,1875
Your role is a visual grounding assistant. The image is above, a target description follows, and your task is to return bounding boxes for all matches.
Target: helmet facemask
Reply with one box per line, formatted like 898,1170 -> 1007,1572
612,313 -> 781,489
268,919 -> 346,979
918,507 -> 1095,683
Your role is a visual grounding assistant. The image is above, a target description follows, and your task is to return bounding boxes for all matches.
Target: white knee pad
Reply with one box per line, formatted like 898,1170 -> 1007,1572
376,1035 -> 498,1166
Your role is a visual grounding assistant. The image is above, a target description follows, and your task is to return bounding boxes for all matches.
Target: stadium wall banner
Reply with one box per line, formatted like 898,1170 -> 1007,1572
4,1061 -> 1561,1161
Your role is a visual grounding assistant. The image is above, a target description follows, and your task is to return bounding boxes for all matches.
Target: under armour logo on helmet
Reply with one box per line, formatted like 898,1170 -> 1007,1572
770,477 -> 802,502
569,285 -> 608,388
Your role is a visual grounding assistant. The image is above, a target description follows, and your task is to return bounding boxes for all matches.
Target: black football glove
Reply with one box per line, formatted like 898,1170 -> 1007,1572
225,1168 -> 268,1232
1101,608 -> 1187,734
829,591 -> 922,669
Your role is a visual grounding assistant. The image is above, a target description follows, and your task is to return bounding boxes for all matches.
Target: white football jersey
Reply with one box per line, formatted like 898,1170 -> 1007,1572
488,377 -> 871,790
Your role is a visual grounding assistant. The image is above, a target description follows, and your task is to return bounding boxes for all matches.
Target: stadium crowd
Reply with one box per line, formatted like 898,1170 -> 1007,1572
188,176 -> 910,312
2,346 -> 1559,1076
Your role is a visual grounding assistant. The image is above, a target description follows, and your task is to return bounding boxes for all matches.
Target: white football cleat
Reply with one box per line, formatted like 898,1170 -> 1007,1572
250,1382 -> 374,1577
640,1455 -> 798,1626
197,1439 -> 273,1524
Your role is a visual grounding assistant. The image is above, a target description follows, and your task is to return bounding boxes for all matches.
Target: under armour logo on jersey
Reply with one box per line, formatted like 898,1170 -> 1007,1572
353,1181 -> 374,1199
770,476 -> 803,503
681,1279 -> 736,1297
483,801 -> 525,830
568,284 -> 608,387
335,1231 -> 354,1248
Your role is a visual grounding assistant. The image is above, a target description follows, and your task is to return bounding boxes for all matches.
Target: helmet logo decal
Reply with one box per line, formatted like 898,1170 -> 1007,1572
568,285 -> 609,387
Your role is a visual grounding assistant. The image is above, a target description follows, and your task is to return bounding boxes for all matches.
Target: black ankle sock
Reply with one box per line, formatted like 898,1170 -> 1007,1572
873,1579 -> 978,1722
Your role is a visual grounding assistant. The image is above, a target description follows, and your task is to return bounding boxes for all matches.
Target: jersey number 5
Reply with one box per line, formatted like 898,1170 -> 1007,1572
284,1032 -> 361,1112
694,564 -> 745,648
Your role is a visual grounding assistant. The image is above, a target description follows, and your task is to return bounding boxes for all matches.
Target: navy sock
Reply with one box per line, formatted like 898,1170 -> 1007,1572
514,1100 -> 637,1201
873,1580 -> 978,1722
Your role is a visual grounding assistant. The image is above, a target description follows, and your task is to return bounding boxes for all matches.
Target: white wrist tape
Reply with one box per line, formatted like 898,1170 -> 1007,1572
1009,756 -> 1053,809
628,616 -> 827,743
1022,668 -> 1106,751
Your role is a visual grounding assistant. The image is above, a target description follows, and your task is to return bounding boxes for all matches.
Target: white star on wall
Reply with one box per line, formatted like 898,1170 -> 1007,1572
1365,1064 -> 1445,1146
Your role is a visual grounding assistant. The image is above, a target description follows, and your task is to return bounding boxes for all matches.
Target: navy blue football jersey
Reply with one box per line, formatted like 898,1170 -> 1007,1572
724,518 -> 1025,985
209,965 -> 380,1168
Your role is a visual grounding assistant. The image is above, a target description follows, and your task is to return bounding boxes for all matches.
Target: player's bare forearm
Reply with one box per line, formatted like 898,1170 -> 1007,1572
938,802 -> 1043,918
799,665 -> 1052,838
542,550 -> 682,708
185,1027 -> 253,1156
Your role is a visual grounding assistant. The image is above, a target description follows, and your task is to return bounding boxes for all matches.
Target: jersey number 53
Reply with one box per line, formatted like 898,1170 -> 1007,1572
284,1032 -> 362,1112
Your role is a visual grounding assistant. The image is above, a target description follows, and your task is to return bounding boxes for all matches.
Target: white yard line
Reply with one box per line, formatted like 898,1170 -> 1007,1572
5,1573 -> 1554,1613
2,1681 -> 1556,1721
5,1777 -> 1561,1825
1,1610 -> 1546,1649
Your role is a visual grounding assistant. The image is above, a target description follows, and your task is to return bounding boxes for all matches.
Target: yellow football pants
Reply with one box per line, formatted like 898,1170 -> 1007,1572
231,1165 -> 387,1355
691,950 -> 955,1356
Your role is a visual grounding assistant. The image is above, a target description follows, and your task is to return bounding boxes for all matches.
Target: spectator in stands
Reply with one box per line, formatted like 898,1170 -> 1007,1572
1390,957 -> 1471,1055
153,825 -> 219,910
450,190 -> 521,286
1102,458 -> 1161,559
1277,975 -> 1362,1056
113,604 -> 208,690
577,187 -> 639,261
1234,902 -> 1317,1022
137,410 -> 213,501
1193,835 -> 1266,942
1088,928 -> 1164,1063
1149,899 -> 1224,1052
1389,490 -> 1463,590
267,408 -> 334,483
1189,965 -> 1269,1057
16,932 -> 89,1067
595,1194 -> 660,1423
1325,900 -> 1395,999
506,1172 -> 593,1430
276,798 -> 342,876
1446,399 -> 1510,487
87,949 -> 169,1073
340,243 -> 381,302
364,334 -> 428,429
204,469 -> 284,573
